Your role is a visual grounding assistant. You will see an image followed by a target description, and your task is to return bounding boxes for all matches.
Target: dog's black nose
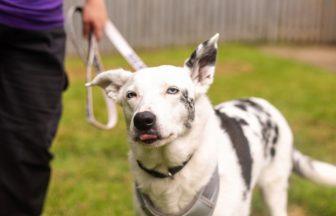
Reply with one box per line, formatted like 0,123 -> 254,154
133,111 -> 156,131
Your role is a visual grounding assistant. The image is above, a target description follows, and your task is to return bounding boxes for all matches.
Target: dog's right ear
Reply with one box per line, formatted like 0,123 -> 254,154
85,69 -> 132,101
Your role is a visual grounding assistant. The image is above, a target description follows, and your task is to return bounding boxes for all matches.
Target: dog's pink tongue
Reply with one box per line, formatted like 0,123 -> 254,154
140,134 -> 158,141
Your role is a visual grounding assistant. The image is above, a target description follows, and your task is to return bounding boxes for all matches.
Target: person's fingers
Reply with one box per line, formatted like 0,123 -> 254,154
82,8 -> 94,38
82,10 -> 90,38
95,29 -> 103,41
93,21 -> 104,41
83,22 -> 90,38
84,21 -> 103,41
92,19 -> 104,41
82,5 -> 107,40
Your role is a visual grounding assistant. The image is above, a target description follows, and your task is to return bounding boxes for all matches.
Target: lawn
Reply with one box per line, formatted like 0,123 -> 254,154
44,44 -> 336,216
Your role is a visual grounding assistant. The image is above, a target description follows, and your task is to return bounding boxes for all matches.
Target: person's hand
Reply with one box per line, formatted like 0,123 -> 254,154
82,0 -> 108,41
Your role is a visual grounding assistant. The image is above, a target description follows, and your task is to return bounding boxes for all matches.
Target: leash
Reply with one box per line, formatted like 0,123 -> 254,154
66,6 -> 147,129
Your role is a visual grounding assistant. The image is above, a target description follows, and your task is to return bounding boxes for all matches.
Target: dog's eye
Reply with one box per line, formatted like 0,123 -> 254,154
126,91 -> 137,99
166,87 -> 180,95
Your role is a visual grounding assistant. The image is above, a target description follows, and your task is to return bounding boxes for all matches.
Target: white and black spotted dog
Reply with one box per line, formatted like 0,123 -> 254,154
87,34 -> 336,216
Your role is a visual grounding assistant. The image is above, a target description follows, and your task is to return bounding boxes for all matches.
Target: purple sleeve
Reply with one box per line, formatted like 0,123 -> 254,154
0,0 -> 64,30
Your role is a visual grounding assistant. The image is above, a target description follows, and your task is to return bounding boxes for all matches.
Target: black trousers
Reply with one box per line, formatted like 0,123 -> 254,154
0,24 -> 67,215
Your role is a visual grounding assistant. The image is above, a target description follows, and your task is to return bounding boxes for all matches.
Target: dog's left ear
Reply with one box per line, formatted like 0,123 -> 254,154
184,33 -> 219,95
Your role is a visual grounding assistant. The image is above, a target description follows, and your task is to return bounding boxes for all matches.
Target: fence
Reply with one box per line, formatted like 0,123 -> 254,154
64,0 -> 336,53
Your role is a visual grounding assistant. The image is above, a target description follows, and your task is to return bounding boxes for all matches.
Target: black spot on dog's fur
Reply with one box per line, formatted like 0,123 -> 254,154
180,90 -> 195,128
269,124 -> 279,158
235,103 -> 247,111
215,110 -> 253,192
238,99 -> 263,111
266,120 -> 272,128
272,125 -> 279,144
256,115 -> 270,145
238,98 -> 270,117
270,147 -> 276,157
256,115 -> 280,158
238,98 -> 280,158
235,118 -> 248,126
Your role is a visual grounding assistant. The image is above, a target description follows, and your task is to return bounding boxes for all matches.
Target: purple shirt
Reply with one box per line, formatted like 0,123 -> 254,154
0,0 -> 63,30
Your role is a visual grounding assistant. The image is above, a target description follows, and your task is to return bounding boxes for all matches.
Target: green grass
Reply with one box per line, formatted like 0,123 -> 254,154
44,44 -> 336,216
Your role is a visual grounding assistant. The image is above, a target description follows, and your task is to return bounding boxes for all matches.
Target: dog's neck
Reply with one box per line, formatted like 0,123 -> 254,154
129,95 -> 220,214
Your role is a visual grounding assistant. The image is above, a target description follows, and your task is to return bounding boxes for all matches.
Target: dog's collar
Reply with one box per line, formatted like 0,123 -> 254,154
135,166 -> 219,216
136,155 -> 193,179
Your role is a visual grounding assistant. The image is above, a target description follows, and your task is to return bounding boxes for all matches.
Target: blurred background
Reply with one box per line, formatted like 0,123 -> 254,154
65,0 -> 336,51
44,0 -> 336,215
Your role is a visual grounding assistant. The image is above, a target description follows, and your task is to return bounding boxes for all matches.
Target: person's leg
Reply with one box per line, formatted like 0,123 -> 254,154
0,24 -> 67,216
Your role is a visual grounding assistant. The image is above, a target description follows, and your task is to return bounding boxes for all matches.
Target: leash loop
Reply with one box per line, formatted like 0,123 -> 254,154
66,6 -> 117,130
66,6 -> 147,130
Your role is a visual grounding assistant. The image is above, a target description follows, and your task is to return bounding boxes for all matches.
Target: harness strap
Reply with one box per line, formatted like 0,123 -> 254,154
136,166 -> 219,216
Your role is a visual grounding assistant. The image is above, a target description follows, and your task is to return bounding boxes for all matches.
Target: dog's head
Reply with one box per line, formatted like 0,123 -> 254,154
87,34 -> 219,147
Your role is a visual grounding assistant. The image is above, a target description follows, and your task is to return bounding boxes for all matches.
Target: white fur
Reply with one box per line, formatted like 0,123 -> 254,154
87,35 -> 336,216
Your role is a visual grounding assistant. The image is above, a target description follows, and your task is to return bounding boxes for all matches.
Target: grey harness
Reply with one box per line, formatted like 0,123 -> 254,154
135,166 -> 219,216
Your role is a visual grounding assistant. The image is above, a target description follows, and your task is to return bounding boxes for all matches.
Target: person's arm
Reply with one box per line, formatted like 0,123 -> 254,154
82,0 -> 108,40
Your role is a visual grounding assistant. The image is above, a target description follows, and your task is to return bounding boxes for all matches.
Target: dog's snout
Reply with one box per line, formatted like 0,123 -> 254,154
134,111 -> 156,131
